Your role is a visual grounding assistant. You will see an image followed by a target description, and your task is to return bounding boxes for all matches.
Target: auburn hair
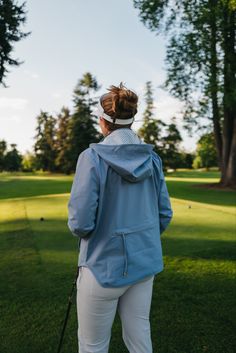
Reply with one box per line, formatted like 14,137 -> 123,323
100,82 -> 138,131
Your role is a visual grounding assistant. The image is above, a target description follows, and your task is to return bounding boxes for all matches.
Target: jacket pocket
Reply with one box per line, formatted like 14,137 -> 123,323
113,220 -> 159,277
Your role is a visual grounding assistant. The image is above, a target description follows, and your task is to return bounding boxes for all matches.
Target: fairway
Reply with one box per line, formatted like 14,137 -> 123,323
0,171 -> 235,353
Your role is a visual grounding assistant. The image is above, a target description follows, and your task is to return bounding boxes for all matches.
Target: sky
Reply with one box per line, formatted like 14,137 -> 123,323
0,0 -> 199,154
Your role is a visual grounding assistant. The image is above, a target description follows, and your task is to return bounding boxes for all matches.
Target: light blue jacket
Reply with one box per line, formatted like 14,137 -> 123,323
68,132 -> 173,287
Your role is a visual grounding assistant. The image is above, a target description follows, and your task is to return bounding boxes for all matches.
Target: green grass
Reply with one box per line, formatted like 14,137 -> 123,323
0,171 -> 235,353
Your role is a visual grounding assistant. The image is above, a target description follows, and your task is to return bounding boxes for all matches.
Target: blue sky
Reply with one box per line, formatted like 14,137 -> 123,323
0,0 -> 198,153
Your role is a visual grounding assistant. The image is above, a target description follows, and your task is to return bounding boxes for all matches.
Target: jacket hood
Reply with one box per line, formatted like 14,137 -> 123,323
90,143 -> 155,182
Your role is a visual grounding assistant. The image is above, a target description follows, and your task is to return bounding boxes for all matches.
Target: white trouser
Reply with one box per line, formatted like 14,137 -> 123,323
76,266 -> 154,353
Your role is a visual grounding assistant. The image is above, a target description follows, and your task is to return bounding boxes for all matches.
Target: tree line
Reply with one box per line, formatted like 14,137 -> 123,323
0,73 -> 218,174
1,0 -> 234,184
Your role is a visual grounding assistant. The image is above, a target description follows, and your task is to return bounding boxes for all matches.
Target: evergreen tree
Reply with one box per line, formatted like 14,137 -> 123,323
34,111 -> 57,172
32,72 -> 102,173
133,0 -> 236,186
4,143 -> 22,171
55,107 -> 72,174
0,139 -> 7,171
143,81 -> 154,121
0,0 -> 30,86
162,117 -> 182,170
138,81 -> 166,158
68,72 -> 102,171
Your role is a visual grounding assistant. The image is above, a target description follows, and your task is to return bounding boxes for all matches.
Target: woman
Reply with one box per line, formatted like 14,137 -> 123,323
68,83 -> 173,353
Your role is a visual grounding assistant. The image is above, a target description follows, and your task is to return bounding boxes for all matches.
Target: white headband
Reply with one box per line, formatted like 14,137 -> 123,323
92,100 -> 135,125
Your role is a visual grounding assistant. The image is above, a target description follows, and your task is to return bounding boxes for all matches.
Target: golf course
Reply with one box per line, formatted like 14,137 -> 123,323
0,170 -> 235,353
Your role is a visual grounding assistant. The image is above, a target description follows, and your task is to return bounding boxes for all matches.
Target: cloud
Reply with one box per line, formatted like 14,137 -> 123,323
31,73 -> 39,79
52,92 -> 62,99
1,115 -> 22,122
0,97 -> 29,110
23,70 -> 40,79
154,95 -> 184,122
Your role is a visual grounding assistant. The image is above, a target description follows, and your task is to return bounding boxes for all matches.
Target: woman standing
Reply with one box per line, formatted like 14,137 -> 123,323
68,83 -> 173,353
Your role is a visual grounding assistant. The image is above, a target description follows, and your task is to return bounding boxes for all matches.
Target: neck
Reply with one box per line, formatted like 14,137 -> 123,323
104,127 -> 131,137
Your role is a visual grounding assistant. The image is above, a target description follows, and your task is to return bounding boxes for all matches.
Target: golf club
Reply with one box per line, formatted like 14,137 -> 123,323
56,266 -> 80,353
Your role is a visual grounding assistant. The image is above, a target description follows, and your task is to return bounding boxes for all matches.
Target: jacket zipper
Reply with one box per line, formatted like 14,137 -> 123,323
121,233 -> 128,277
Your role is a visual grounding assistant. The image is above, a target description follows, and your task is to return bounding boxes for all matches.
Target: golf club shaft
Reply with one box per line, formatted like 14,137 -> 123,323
56,267 -> 79,353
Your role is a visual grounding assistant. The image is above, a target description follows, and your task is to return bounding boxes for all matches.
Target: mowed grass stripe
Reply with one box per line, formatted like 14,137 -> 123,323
0,197 -> 79,353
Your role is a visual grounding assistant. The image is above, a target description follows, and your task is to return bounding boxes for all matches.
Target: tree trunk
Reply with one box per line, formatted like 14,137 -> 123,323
220,7 -> 236,187
209,0 -> 223,171
224,118 -> 236,186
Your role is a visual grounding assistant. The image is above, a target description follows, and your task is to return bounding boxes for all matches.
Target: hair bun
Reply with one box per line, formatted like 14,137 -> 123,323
107,82 -> 138,119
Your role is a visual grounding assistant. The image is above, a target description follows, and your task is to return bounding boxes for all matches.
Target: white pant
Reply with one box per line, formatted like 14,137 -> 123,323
76,266 -> 154,353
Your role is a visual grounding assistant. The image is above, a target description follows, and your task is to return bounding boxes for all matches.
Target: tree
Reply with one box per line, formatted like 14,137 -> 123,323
138,81 -> 166,158
22,151 -> 36,172
55,107 -> 72,174
193,132 -> 218,169
4,143 -> 22,171
179,151 -> 195,169
34,111 -> 57,172
0,139 -> 7,171
68,72 -> 102,172
32,73 -> 102,174
143,81 -> 155,121
162,117 -> 183,170
0,0 -> 30,86
133,0 -> 236,187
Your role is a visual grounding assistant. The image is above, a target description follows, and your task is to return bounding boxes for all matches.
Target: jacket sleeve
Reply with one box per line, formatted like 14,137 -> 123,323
67,149 -> 99,238
158,158 -> 173,235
